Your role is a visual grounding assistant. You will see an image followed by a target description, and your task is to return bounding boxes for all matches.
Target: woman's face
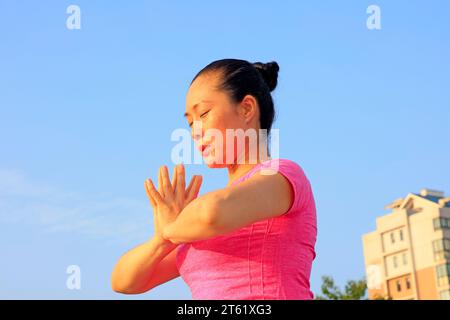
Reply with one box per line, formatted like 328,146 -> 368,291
185,72 -> 259,168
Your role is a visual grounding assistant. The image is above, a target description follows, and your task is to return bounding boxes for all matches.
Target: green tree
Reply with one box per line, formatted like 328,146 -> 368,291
315,275 -> 368,300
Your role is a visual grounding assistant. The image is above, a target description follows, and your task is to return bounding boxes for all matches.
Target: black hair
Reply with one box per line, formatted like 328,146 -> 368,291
190,59 -> 280,136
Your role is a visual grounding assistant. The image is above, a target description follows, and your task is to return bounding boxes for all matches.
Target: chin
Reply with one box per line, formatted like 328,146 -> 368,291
204,160 -> 228,169
203,155 -> 229,168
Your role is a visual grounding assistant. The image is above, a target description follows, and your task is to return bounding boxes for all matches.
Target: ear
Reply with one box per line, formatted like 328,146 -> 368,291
238,95 -> 258,124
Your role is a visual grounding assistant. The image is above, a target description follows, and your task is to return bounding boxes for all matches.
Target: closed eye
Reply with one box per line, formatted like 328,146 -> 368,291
200,110 -> 210,118
188,110 -> 210,128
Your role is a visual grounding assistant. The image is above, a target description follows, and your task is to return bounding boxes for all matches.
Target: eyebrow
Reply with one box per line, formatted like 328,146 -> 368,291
183,100 -> 212,118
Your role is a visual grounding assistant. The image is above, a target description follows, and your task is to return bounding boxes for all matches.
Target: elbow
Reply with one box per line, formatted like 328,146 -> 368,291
111,277 -> 128,294
111,280 -> 127,294
111,271 -> 131,294
163,233 -> 183,245
111,269 -> 147,295
111,278 -> 147,295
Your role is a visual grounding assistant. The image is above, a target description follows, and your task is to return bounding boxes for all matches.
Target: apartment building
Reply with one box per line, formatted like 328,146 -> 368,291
362,188 -> 450,300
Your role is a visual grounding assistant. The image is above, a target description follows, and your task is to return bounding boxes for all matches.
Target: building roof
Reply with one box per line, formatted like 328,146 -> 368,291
385,189 -> 450,209
415,194 -> 445,205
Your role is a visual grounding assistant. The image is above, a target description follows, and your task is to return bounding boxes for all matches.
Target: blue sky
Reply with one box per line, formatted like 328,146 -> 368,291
0,1 -> 449,299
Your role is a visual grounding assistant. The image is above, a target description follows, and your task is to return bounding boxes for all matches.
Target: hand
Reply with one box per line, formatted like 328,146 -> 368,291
145,164 -> 202,242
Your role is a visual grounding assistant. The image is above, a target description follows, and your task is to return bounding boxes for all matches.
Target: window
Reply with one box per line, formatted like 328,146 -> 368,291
399,229 -> 404,241
433,239 -> 450,261
445,239 -> 450,251
434,217 -> 450,230
393,256 -> 398,268
391,232 -> 395,244
396,280 -> 402,292
436,263 -> 450,286
402,253 -> 408,265
440,290 -> 450,300
433,239 -> 444,252
405,277 -> 411,290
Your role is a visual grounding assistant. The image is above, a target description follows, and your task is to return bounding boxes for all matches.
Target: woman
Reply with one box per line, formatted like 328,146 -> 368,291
111,59 -> 317,299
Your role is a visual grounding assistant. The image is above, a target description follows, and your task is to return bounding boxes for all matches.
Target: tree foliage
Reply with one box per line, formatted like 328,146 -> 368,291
315,275 -> 368,300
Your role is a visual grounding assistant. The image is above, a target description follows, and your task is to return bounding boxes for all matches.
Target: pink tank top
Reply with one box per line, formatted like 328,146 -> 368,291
176,158 -> 317,300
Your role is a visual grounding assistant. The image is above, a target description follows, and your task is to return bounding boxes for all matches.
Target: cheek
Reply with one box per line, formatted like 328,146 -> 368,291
203,110 -> 243,155
202,113 -> 228,140
210,109 -> 242,131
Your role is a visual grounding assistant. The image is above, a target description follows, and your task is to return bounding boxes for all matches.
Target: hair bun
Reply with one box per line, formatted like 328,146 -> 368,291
252,61 -> 279,92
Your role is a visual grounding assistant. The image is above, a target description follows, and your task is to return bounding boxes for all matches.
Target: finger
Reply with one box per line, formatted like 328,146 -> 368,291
185,174 -> 196,196
147,178 -> 164,205
191,175 -> 202,199
171,165 -> 178,190
162,165 -> 174,199
158,166 -> 164,197
175,164 -> 186,202
185,175 -> 203,203
144,179 -> 157,208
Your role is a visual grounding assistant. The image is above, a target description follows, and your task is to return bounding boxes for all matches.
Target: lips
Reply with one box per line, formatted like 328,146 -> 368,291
198,141 -> 211,153
199,144 -> 212,156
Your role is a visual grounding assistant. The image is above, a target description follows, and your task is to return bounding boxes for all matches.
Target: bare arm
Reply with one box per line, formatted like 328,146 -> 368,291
111,235 -> 179,294
162,189 -> 223,244
111,164 -> 203,294
163,170 -> 294,244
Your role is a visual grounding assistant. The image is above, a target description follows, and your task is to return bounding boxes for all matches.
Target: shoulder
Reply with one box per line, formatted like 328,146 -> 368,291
254,158 -> 312,214
208,158 -> 312,232
257,158 -> 308,189
259,158 -> 304,174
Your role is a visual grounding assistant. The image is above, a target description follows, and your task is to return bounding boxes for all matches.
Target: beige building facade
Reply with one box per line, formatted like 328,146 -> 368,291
362,188 -> 450,300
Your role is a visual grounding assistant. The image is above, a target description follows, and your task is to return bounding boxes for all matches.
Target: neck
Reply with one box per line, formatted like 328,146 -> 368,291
226,140 -> 271,187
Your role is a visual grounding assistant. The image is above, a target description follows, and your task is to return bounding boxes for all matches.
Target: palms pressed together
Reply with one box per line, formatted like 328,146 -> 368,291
144,164 -> 202,242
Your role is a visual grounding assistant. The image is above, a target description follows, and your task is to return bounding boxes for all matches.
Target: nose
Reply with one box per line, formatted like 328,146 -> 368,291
192,131 -> 202,141
190,121 -> 204,141
192,131 -> 204,153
